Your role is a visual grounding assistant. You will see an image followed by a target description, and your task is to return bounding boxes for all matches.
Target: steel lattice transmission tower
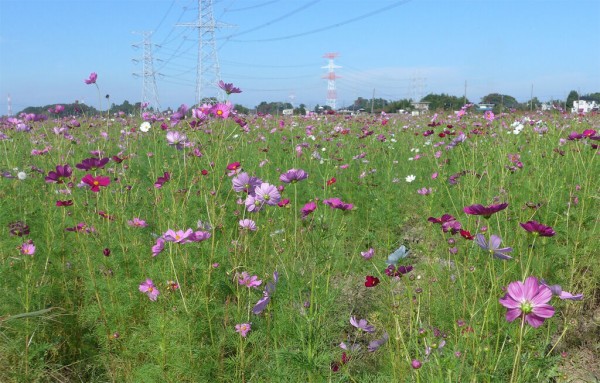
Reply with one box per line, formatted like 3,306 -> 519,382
7,94 -> 12,117
132,31 -> 161,113
322,53 -> 341,110
177,0 -> 234,104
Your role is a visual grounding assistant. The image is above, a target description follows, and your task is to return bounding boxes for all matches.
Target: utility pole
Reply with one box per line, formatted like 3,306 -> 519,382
132,31 -> 161,115
370,88 -> 375,114
530,83 -> 534,111
177,0 -> 234,104
463,80 -> 467,106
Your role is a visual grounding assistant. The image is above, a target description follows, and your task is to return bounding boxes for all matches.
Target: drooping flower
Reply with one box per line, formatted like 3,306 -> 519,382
56,200 -> 73,207
218,80 -> 242,95
235,323 -> 251,337
364,275 -> 380,287
540,280 -> 583,301
350,316 -> 375,333
323,197 -> 353,211
81,174 -> 111,192
254,183 -> 281,206
139,279 -> 159,301
499,276 -> 555,328
76,157 -> 110,171
154,172 -> 170,188
361,247 -> 375,260
463,203 -> 508,218
279,168 -> 308,184
166,131 -> 188,150
151,237 -> 165,257
238,272 -> 262,288
368,332 -> 389,352
475,234 -> 513,260
252,271 -> 278,314
520,220 -> 556,237
84,72 -> 97,85
127,218 -> 148,227
45,164 -> 72,183
301,201 -> 317,218
239,219 -> 257,231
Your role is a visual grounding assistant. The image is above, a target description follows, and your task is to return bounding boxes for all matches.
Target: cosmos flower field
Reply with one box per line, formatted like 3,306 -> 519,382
1,86 -> 598,382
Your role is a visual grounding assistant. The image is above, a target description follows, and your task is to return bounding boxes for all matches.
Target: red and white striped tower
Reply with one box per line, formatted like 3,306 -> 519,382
322,53 -> 341,110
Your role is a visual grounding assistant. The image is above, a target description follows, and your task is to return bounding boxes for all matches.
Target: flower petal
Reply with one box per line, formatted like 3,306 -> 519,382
505,308 -> 522,322
507,281 -> 525,301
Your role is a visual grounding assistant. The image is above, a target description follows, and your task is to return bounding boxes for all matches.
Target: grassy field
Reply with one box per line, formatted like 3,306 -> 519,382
0,104 -> 598,382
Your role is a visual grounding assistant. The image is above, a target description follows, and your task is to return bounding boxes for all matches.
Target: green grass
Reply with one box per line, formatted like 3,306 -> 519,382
0,109 -> 598,382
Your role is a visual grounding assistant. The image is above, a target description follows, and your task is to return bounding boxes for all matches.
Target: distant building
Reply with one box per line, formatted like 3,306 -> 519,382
476,103 -> 494,112
410,102 -> 430,116
571,100 -> 599,114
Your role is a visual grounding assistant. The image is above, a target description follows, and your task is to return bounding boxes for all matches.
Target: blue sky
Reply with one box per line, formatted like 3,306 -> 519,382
1,0 -> 599,113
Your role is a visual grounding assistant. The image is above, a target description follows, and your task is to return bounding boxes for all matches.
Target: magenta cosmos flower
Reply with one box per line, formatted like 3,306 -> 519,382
520,220 -> 555,237
279,168 -> 308,184
463,203 -> 508,218
84,72 -> 97,85
45,164 -> 72,183
76,157 -> 110,171
81,174 -> 110,192
218,80 -> 242,95
139,279 -> 159,301
499,276 -> 555,328
301,201 -> 317,218
163,229 -> 194,244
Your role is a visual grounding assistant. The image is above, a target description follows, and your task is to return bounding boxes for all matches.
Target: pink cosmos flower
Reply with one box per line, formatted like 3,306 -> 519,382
81,174 -> 110,192
139,279 -> 159,301
127,218 -> 148,227
19,241 -> 36,256
254,183 -> 281,206
217,80 -> 242,95
211,101 -> 233,119
238,272 -> 262,288
163,229 -> 194,243
84,72 -> 97,85
235,323 -> 251,337
323,197 -> 353,211
350,316 -> 375,333
499,276 -> 555,328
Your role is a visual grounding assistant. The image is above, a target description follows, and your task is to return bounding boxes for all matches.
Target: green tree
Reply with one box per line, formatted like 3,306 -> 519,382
421,93 -> 468,111
566,90 -> 579,109
294,103 -> 307,115
481,93 -> 519,113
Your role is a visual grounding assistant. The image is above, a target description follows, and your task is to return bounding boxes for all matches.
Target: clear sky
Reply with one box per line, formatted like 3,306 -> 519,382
1,0 -> 599,113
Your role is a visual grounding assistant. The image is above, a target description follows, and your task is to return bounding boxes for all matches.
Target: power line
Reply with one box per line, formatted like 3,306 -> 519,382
226,0 -> 411,43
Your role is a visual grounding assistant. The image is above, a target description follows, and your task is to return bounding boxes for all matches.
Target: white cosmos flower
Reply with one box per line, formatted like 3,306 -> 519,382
139,121 -> 151,132
405,174 -> 416,183
17,171 -> 27,180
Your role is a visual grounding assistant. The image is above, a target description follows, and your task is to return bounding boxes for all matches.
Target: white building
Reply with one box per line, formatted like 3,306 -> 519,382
571,100 -> 599,114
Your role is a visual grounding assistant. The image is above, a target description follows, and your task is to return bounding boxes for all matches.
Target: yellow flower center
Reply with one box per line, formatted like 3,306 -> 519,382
93,181 -> 99,186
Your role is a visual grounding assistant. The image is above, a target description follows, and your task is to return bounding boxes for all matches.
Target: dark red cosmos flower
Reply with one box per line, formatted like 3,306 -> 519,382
8,221 -> 30,236
201,169 -> 209,176
463,203 -> 508,218
76,157 -> 110,171
98,211 -> 115,220
428,214 -> 462,234
365,275 -> 380,287
460,229 -> 474,240
520,220 -> 556,237
277,198 -> 290,207
326,177 -> 336,186
56,200 -> 73,207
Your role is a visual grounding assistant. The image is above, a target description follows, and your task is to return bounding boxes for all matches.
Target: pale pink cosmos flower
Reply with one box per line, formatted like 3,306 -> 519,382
139,279 -> 159,301
152,237 -> 165,257
127,218 -> 148,227
254,183 -> 281,206
235,323 -> 251,337
239,219 -> 257,231
361,248 -> 375,260
163,229 -> 194,243
20,241 -> 36,256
